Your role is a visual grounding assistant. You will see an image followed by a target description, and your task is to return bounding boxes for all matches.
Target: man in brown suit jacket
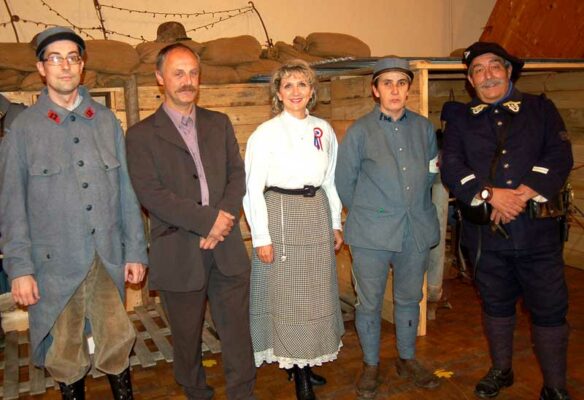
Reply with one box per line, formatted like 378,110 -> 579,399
126,43 -> 255,400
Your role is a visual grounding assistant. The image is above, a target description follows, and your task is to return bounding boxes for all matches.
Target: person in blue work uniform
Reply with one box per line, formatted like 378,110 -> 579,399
0,27 -> 148,399
441,42 -> 573,400
336,57 -> 441,399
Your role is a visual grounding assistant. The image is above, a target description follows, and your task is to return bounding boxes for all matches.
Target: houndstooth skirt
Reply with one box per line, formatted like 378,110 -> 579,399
250,189 -> 344,368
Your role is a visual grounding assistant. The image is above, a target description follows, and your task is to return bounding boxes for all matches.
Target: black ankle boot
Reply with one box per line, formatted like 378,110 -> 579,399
294,366 -> 316,400
475,367 -> 513,398
58,378 -> 85,400
287,367 -> 327,386
540,386 -> 571,400
107,367 -> 134,400
306,366 -> 326,386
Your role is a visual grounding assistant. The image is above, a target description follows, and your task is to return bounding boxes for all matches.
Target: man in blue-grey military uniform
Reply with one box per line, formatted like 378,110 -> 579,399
441,42 -> 573,400
336,58 -> 441,398
0,27 -> 148,399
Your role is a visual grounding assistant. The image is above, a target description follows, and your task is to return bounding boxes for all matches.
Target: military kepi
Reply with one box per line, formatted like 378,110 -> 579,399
35,26 -> 85,60
463,41 -> 524,79
372,57 -> 414,82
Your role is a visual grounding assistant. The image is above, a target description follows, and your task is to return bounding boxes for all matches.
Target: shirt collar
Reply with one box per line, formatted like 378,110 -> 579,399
378,106 -> 408,122
163,103 -> 196,129
38,86 -> 97,125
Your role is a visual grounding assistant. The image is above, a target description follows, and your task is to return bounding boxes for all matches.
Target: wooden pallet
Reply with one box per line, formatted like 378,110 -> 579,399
0,304 -> 221,399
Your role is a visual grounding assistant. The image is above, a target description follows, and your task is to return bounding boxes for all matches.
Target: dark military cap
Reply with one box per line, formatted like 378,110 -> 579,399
462,41 -> 524,79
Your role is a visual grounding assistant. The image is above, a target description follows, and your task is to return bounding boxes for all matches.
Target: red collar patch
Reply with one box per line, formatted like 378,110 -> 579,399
47,110 -> 60,124
84,107 -> 95,119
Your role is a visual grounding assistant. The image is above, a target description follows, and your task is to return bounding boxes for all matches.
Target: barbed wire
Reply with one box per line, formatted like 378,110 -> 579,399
0,17 -> 101,39
39,0 -> 98,39
1,1 -> 259,44
97,3 -> 253,19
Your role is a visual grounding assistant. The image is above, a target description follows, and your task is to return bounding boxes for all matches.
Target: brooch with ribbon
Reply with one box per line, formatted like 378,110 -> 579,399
313,127 -> 323,150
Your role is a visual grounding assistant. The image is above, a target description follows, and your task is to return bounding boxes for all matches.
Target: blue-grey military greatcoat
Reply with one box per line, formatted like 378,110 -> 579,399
0,86 -> 148,365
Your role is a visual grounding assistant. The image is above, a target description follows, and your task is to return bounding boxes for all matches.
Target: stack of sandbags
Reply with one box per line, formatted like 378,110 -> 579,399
0,43 -> 36,90
300,32 -> 371,58
266,41 -> 324,64
78,40 -> 140,87
200,35 -> 261,84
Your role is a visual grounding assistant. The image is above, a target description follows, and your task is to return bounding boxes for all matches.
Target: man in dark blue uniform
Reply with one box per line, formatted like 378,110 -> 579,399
441,42 -> 573,400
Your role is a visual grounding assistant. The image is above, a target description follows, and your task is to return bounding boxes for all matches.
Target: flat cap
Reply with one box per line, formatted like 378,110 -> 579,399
372,57 -> 413,82
35,26 -> 85,60
463,41 -> 524,79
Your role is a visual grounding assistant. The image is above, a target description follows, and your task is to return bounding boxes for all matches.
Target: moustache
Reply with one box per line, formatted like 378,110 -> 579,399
178,85 -> 196,93
479,78 -> 504,89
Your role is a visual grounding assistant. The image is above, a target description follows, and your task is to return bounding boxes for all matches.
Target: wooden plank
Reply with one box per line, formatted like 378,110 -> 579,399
546,91 -> 584,109
331,75 -> 371,100
312,102 -> 331,120
134,306 -> 174,362
0,292 -> 15,313
331,120 -> 354,142
545,71 -> 584,92
28,363 -> 47,396
3,330 -> 20,400
0,91 -> 36,106
207,105 -> 271,125
201,323 -> 221,354
331,97 -> 374,121
132,328 -> 157,368
153,302 -> 170,328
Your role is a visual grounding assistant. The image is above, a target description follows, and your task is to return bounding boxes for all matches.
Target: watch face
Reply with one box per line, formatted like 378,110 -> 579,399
481,189 -> 490,200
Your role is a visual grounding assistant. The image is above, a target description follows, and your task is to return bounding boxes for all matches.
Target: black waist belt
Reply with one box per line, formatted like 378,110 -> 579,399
265,185 -> 320,197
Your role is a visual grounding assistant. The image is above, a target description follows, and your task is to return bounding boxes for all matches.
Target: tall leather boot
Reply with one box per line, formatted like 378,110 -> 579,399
475,313 -> 515,398
293,365 -> 316,400
107,367 -> 134,400
533,323 -> 571,399
58,378 -> 85,400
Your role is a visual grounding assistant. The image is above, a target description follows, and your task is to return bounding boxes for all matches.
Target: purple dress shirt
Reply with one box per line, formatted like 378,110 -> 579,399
163,104 -> 210,206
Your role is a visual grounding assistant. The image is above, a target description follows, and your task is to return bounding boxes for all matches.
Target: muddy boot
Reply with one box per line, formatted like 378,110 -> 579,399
356,363 -> 379,399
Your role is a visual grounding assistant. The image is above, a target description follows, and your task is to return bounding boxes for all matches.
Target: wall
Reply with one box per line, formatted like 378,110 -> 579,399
0,0 -> 495,56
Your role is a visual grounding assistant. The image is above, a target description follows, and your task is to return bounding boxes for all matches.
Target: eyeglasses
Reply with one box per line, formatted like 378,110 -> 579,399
43,54 -> 82,66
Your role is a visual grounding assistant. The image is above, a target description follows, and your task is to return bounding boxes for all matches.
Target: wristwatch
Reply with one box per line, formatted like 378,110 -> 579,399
480,186 -> 493,202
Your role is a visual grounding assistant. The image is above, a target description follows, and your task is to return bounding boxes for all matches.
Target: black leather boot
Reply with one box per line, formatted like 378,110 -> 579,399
287,367 -> 327,386
58,378 -> 85,400
306,366 -> 326,386
540,386 -> 571,400
293,366 -> 316,400
475,367 -> 513,398
107,367 -> 134,400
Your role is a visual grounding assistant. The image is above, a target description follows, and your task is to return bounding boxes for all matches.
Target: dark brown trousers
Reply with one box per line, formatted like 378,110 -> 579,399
159,251 -> 256,400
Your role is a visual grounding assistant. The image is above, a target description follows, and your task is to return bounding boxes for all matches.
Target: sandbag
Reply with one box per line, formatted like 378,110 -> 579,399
306,32 -> 371,58
85,40 -> 140,75
133,63 -> 157,86
274,42 -> 324,64
0,69 -> 25,91
199,63 -> 241,84
136,40 -> 204,64
201,35 -> 261,66
20,72 -> 44,91
0,43 -> 38,72
96,73 -> 131,88
235,59 -> 282,81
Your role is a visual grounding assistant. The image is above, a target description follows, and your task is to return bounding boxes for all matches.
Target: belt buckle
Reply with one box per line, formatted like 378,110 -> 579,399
303,185 -> 316,197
